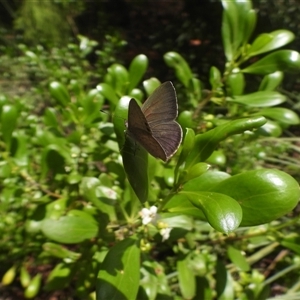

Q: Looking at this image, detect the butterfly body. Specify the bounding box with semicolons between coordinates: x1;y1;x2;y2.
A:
126;81;182;161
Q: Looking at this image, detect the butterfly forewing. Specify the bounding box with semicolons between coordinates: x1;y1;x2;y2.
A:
127;99;167;161
141;82;178;123
126;81;182;161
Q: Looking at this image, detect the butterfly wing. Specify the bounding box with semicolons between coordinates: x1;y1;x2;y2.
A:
141;81;182;160
127;98;167;161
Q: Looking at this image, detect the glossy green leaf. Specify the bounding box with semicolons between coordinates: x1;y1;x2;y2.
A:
206;150;226;166
185;116;266;168
164;52;193;87
41;211;98;243
107;63;129;95
128;54;148;92
242;50;300;74
227;91;286;107
227;70;245;96
20;266;31;288
247;30;295;57
244;9;257;44
259;71;284;91
96;83;119;106
49;81;70;106
259;107;300;125
212;169;300;226
122;135;149;203
42;242;81;261
143;78;161;96
96;237;140;300
256;120;282;137
181;190;242;233
210;66;222;90
44;263;72;291
178;110;194;131
24;273;42;299
227;246;250;271
181;162;210;183
221;1;237;60
177;257;196;299
129;88;143;102
1;104;18;149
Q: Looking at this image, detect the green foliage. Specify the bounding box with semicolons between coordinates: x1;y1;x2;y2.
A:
0;0;300;299
14;0;84;45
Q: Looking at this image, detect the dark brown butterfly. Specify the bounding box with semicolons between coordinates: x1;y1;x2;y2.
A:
126;81;182;161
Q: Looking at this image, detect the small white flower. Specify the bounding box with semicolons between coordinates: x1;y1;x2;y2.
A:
160;227;172;241
140;206;158;225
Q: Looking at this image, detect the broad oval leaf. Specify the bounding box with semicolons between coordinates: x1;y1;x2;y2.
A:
96;237;140;300
212;169;300;226
182;191;242;233
41;212;98;244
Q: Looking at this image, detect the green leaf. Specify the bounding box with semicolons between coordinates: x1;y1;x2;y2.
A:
96;83;119;106
221;1;237;60
206;150;226;167
43;242;81;261
122;135;149;203
259;107;300;125
242;50;300;74
181;162;210;183
227;70;245;96
177;257;196;299
247;30;295;57
185;116;266;168
212;169;300;226
256;120;282;137
1;104;18;149
210;66;222;90
281;236;300;255
227;91;286;107
164;52;193;87
259;71;284;91
182;191;242;233
41;211;98;243
12;132;28;166
128;54;148;92
45;263;72;291
106;64;129;96
244;9;257;44
96;237;140;300
24;274;42;299
227;246;250;271
49;81;70;106
80;177;117;221
143;78;161;96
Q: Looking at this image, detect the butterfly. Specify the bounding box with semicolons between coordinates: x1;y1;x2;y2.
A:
126;81;182;161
